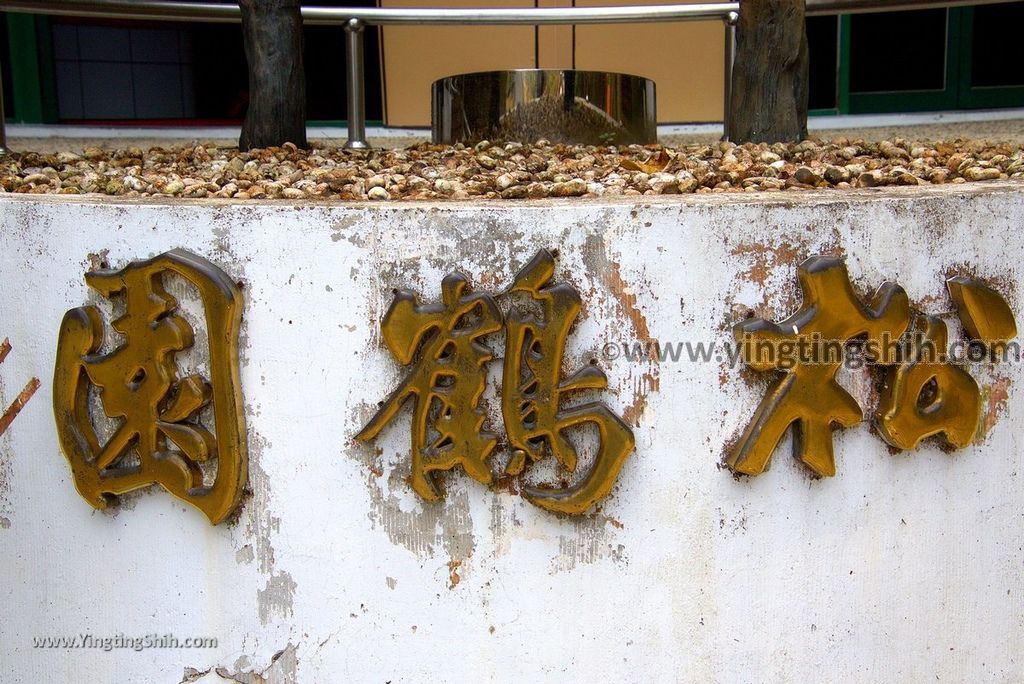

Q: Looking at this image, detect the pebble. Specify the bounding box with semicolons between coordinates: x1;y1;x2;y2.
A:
0;137;1018;201
794;167;822;185
550;179;587;197
500;185;529;199
963;166;1001;181
495;173;516;191
858;171;883;187
823;166;849;185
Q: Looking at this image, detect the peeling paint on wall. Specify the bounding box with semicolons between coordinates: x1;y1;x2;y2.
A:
182;643;298;684
257;572;298;625
2;187;1023;682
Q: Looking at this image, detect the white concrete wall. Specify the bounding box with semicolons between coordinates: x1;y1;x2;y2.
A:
0;184;1022;683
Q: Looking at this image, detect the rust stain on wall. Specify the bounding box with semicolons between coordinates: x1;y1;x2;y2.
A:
725;227;844;319
979;375;1012;440
729;240;806;288
622;372;660;427
0;337;40;438
0;377;40;438
447;558;462;589
605;259;651;341
581;234;660;428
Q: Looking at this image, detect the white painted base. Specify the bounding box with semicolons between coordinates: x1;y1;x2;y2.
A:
0;185;1022;682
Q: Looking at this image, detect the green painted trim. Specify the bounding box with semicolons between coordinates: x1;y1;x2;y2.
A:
955;6;1024;109
959;86;1024;109
6;14;44;123
846;8;959;114
34;17;58;123
848;91;957;114
956;5;973;105
809;108;839;117
839;6;1024;114
837;15;851;115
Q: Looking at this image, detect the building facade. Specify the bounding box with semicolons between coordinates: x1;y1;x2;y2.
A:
2;1;1022;128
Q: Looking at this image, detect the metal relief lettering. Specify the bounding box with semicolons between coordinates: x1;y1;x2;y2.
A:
876;278;1017;451
728;257;1017;477
876;315;981;450
358;249;634;514
946;277;1018;345
728;257;911;476
502;250;634;514
53;249;247;524
355;274;503;501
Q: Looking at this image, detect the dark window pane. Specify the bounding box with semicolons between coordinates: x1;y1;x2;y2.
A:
303;0;382;121
850;8;947;93
971;2;1024;87
807;15;838;109
188;24;248;120
39;5;384;123
304;24;383;121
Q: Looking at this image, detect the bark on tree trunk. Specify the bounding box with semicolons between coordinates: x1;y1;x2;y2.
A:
239;0;307;150
728;0;809;143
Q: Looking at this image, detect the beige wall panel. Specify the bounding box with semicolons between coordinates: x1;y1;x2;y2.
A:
380;0;536;127
537;0;574;69
574;0;725;123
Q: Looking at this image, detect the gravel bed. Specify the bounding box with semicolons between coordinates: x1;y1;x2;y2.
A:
2;137;1023;200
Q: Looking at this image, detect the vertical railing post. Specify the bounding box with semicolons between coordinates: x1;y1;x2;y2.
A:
344;17;369;149
722;9;738;142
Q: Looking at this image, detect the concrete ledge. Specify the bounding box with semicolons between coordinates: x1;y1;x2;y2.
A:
2;184;1022;680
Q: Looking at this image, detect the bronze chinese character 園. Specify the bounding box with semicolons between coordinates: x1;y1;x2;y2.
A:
53;249;247;524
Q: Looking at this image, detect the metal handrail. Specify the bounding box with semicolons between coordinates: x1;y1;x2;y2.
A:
0;0;739;150
0;0;738;23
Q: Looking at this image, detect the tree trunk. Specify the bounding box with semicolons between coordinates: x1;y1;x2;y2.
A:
239;0;307;150
728;0;809;143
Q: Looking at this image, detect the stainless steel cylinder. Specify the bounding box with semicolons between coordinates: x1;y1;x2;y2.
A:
432;69;656;146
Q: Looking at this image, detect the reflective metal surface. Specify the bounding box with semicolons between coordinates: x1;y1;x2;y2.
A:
0;0;738;25
0;0;1011;149
433;69;656;146
54;249;248;525
727;257;911;478
946;276;1018;344
357;249;634;515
